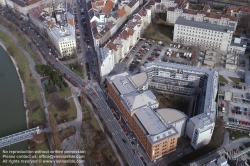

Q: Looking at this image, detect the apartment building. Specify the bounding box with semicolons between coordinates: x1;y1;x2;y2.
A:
140;61;218;149
107;61;218;158
99;4;153;81
29;3;76;56
167;6;237;30
173;17;234;51
223;6;250;19
107;71;181;160
123;0;139;17
154;0;188;13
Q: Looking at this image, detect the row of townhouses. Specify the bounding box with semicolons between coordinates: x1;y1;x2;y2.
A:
86;0;142;48
28;2;76;56
98;1;155;82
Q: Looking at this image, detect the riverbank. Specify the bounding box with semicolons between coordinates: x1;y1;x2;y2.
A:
0;39;29;129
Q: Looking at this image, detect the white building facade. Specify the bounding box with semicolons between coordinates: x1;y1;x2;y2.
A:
99;47;115;80
0;0;6;7
173;17;234;51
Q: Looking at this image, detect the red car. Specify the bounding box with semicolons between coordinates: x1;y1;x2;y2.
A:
93;92;97;96
133;149;136;154
82;84;85;88
57;68;60;71
140;156;145;162
123;129;128;134
111;109;115;113
118;120;123;126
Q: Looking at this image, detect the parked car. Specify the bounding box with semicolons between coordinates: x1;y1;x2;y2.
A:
221;103;225;112
122;139;127;143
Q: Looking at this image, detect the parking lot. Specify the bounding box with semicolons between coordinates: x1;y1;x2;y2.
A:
124;40;195;74
218;82;250;129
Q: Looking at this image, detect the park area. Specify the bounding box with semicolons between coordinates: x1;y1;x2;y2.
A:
156;93;191;115
142;13;174;43
81;111;120;165
66;62;84;77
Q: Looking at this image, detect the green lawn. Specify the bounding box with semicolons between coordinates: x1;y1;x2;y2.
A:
178;126;223;164
228;77;244;84
156;93;191;115
230;130;249;140
59;126;76;141
219;76;229;83
35;141;52;166
91;114;102;131
142;22;174;43
213;0;248;6
57;86;72;98
188;3;199;10
48;98;77;124
0;30;44;126
65;63;84;78
0;17;42;65
211;6;223;13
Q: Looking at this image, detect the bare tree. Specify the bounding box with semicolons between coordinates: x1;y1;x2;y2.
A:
55;98;70;111
48;113;61;151
48;92;60;105
239;14;250;32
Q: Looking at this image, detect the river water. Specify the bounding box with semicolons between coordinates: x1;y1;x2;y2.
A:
0;46;28;166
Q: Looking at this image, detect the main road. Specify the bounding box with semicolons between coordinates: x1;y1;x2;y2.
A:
2;5;145;166
86;84;144;166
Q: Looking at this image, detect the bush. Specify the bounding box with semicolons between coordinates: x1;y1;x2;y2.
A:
63;81;68;88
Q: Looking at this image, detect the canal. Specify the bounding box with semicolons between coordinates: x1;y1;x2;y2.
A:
0;46;28;166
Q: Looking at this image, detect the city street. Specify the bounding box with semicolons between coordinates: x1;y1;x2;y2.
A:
1;4;145;166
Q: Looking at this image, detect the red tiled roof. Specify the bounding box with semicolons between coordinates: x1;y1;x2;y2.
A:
128;30;134;35
133;15;141;20
102;0;114;13
137;9;146;17
119;30;129;40
117;9;127;17
106;21;114;28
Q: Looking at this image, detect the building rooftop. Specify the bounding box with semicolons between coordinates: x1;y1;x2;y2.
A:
245;70;250;86
230;38;248;47
175;17;235;32
108;71;136;95
122;90;158;111
132;107;178;144
102;0;114;13
156;108;187;124
135;107;167;135
129;72;148;88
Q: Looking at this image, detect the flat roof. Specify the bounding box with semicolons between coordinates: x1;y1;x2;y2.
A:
122;90;158;111
175;17;235;32
135;107;167;135
156;108;187;124
129;72;148;88
108;71;136;95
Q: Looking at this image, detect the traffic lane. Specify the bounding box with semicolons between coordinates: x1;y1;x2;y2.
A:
87;94;141;165
88;89;144;166
86;89;143;166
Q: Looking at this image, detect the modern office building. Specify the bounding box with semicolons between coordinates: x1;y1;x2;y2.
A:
140;61;218;149
107;61;218;160
173;17;234;51
29;2;76;57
